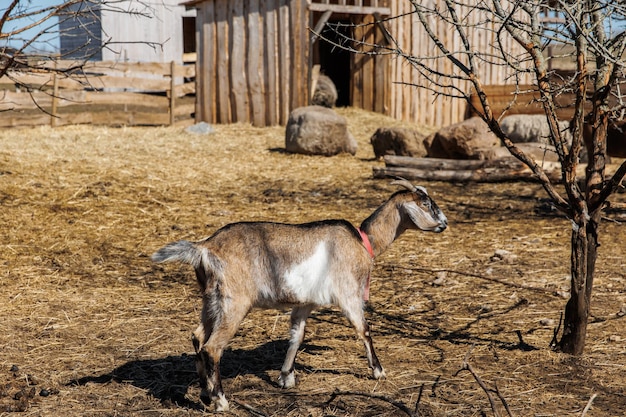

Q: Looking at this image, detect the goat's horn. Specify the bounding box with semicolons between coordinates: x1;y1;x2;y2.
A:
390;178;417;192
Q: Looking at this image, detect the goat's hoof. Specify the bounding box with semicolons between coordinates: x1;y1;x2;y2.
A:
213;393;229;412
200;390;211;407
278;371;296;388
373;367;386;380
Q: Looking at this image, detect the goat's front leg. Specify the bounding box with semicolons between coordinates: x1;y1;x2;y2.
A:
278;304;314;388
342;300;386;380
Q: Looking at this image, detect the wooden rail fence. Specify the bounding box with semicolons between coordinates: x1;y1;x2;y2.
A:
0;59;196;128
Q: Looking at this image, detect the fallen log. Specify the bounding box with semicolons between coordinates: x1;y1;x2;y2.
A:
383;155;526;170
374;155;595;183
373;165;562;182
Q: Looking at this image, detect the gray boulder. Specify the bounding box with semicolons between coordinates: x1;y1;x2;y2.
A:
285;106;357;156
501;114;571;144
311;74;338;108
370;127;427;159
424;117;500;159
475;142;560;162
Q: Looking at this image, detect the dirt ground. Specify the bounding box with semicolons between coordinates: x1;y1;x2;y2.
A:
0;108;624;417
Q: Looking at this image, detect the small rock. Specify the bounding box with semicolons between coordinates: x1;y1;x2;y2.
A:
479;304;492;313
609;335;621;342
432;271;447;286
618;305;626;317
490;249;517;262
39;389;50;397
185;122;215;135
539;318;556;327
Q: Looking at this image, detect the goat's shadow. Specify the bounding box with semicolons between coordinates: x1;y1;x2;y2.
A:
67;340;339;409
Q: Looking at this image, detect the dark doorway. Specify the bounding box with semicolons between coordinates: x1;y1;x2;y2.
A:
182;16;196;54
317;20;352;107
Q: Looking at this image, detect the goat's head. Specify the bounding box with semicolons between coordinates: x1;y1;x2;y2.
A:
391;178;448;233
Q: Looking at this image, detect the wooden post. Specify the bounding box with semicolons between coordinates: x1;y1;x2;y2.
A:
51;71;59;127
169;60;176;126
310;64;320;102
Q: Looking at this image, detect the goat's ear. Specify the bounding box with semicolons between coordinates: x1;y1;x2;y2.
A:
403;201;430;227
402;199;444;231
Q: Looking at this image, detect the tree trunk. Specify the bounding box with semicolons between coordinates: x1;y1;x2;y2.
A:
557;216;599;355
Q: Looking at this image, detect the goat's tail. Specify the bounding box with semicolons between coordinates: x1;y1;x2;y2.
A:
152;240;224;292
151;240;204;267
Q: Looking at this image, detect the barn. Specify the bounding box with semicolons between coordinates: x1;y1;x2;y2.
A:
58;0;196;63
184;0;532;127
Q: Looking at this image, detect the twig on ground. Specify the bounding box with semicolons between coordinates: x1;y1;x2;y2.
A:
233;400;269;417
411;267;556;294
327;390;416;417
456;346;515;417
580;393;597;417
550;312;563;349
414;383;425;417
494;380;514;417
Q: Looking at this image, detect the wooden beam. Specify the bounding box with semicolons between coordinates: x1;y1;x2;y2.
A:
310;9;333;44
169;60;176;126
230;0;249;123
51;72;59;127
310;64;321;100
247;0;265;127
308;3;390;16
262;0;278;125
373;12;393;46
215;0;232;123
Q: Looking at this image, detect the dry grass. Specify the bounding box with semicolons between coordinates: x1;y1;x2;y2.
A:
0;108;624;416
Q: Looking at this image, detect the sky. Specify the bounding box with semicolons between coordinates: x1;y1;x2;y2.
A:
1;0;63;52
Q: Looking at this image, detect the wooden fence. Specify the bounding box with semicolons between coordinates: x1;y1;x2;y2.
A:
0;59;196;128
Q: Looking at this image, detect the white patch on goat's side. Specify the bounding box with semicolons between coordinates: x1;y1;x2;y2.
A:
283;241;333;304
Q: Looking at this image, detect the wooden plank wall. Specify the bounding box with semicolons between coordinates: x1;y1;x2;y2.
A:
468;85;577;120
0;60;195;128
387;1;533;127
100;0;192;64
351;14;390;114
194;0;309;127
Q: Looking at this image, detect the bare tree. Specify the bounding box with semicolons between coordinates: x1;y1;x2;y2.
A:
326;0;626;355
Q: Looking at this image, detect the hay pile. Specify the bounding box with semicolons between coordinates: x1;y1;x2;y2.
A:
0;108;624;416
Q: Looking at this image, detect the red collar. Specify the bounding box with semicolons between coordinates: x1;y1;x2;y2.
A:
358;228;374;258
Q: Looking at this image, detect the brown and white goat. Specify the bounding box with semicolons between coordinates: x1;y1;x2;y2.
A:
151;179;447;411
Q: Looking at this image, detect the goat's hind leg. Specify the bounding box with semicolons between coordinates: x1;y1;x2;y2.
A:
192;304;248;412
342;300;386;380
192;324;214;409
278;304;314;388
